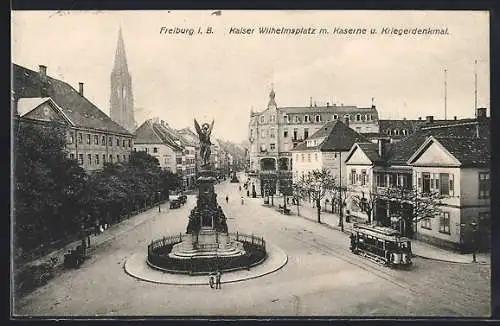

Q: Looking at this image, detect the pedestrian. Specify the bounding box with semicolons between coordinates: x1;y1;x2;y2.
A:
94;219;99;236
209;272;215;289
215;270;222;289
247;189;250;197
239;185;242;191
226;195;229;203
241;196;244;205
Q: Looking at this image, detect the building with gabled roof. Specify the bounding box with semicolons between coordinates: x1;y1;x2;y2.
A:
344;108;490;251
13;63;134;171
291;119;370;186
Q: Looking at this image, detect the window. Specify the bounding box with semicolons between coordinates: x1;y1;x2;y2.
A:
304;128;309;139
95;154;100;165
117;155;120;162
387;130;392;135
262;130;267;139
78;154;83;165
394;129;399;136
176;157;182;164
314;153;318;161
123;154;126;162
116;138;120;146
439;173;449;196
402;129;407;136
78;133;83;144
123;139;126;147
304;115;310;123
284;130;288;138
94;135;99;145
307;153;311;162
375;173;383;187
69;132;74;144
109;155;113;163
70;153;75;160
260;116;265;123
103;154;106;163
350;169;357;185
270;115;276;123
283;114;289;123
128;139;131;147
295;116;300;123
421;218;432;230
153;147;158;153
356;114;361;121
102;135;106;145
333;114;338;120
86;134;91;144
270;128;275;138
301;153;305;162
270;143;276;150
422;172;431;193
439;212;450;234
293;129;298;140
109;137;112;146
449;174;454;196
344;114;350;121
87;154;92;165
315;115;321;123
361;170;367;186
295;154;299;162
479;172;490;199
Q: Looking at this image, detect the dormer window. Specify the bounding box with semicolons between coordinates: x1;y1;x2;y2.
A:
333;114;338;120
387;129;392;135
295;116;301;123
402;129;408;136
394;129;400;136
315;115;321;123
344;114;350;121
304;115;310;123
356;114;361;121
260;115;265;123
283;114;289;123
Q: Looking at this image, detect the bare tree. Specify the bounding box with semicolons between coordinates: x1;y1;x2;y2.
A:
380;186;443;237
296;169;337;223
349;189;379;224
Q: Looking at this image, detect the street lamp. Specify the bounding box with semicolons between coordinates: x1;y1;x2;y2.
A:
315;181;321;224
157;191;162;213
471;221;478;263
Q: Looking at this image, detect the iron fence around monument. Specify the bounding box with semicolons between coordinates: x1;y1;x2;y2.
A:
147;232;267;275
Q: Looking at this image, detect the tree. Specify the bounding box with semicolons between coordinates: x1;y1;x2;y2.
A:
379;186;443;237
296;169;337;223
349;189;378;224
14;120;87;254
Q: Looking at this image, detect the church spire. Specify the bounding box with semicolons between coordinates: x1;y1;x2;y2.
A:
113;26;129;74
110;27;135;132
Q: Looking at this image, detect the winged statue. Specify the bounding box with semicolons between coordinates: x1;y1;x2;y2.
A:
194;119;214;167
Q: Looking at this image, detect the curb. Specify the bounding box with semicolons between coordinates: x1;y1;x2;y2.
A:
414;254;490;265
123;243;288;286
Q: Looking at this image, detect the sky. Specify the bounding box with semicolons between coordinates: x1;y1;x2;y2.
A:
12;10;489;143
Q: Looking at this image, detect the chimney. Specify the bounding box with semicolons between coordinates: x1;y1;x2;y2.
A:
378;138;388;157
78;82;84;96
161;120;164;126
326;102;330;107
453;116;457;120
39;65;47;79
418;117;422;120
477;107;487;119
344;117;350;127
425;115;434;124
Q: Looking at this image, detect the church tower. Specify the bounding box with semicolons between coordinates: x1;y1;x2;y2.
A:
110;27;135;132
267;85;277;110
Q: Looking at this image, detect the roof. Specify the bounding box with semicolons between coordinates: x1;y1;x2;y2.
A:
292;120;371;152
357;142;384;163
134;119;183;151
427;136;489;167
13;63;132;135
385;120;489;165
278;105;378;115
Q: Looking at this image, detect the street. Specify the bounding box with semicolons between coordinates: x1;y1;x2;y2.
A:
14;175;490;317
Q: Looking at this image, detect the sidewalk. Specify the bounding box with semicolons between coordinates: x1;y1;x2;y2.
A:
17;200;171;271
264;197;490;265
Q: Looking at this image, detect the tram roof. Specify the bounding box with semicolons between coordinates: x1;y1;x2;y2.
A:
353;224;411;242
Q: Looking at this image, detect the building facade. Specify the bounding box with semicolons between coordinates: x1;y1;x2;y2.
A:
110;27;136;132
248;89;380;195
344;110;490;251
13;64;134;172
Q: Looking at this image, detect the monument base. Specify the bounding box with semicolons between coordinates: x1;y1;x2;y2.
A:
169;229;246;259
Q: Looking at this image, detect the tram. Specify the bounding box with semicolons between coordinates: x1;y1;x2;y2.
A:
350;223;413;268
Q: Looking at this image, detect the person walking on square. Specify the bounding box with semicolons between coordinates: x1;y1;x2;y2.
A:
225;195;229;203
209;272;215;289
215;270;222;289
241;196;244;205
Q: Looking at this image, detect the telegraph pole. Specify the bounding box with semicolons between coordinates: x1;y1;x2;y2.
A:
444;68;448;120
474;60;478;118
